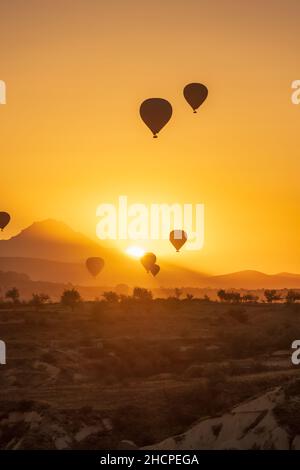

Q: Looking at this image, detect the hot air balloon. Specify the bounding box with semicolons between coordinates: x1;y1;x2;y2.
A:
183;83;208;113
169;230;187;252
0;212;10;231
86;257;104;277
141;252;156;273
140;98;172;138
150;264;160;277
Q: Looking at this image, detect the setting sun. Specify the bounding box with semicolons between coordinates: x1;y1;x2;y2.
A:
125;246;145;258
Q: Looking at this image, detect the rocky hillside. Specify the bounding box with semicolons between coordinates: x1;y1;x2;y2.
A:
144;380;300;450
2;380;300;450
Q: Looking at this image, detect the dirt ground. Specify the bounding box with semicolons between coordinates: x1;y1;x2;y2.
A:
0;299;299;449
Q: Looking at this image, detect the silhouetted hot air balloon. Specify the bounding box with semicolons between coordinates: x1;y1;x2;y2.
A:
141;252;156;273
150;264;160;277
0;212;10;231
183;83;208;113
169;230;187;252
140;98;172;138
86;257;104;278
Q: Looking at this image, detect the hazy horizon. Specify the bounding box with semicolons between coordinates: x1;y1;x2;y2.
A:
1;217;300;281
1;0;300;275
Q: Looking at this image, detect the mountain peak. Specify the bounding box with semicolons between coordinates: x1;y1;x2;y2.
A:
0;219;105;263
15;219;83;241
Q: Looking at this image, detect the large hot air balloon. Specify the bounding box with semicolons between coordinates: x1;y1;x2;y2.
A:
141;252;156;273
183;83;208;113
150;264;160;277
169;230;187;252
86;257;104;278
0;212;10;231
140;98;172;138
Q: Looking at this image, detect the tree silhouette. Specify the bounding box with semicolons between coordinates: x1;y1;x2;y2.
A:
242;294;259;303
186;293;194;301
30;293;50;311
264;289;281;303
61;289;81;311
174;288;182;299
133;287;152;301
103;291;119;303
217;289;227;302
5;287;20;305
217;290;241;303
286;290;300;304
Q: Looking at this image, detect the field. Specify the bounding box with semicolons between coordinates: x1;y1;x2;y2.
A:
0;298;299;449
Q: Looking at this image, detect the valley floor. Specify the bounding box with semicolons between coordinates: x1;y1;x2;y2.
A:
0;300;299;449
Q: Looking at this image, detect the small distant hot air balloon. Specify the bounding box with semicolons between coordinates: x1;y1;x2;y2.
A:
86;257;105;278
140;98;173;138
169;230;187;252
141;252;156;273
0;212;10;231
183;83;208;113
150;264;160;277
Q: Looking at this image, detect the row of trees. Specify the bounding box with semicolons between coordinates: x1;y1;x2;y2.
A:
2;287;300;310
1;287;154;311
217;289;300;304
4;288;51;308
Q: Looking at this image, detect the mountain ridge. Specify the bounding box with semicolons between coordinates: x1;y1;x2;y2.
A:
0;220;299;288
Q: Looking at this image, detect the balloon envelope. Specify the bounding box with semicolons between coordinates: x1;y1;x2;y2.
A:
169;230;188;252
140;98;172;138
150;264;160;277
86;257;105;277
141;252;156;272
183;83;208;113
0;212;10;231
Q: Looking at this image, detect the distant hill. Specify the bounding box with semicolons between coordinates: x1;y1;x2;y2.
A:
0;219;109;263
0;219;201;286
0;220;299;289
0;270;30;284
0;257;95;285
207;270;300;289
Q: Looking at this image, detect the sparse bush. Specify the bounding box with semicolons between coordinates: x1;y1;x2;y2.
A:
133;287;152;301
61;288;81;311
5;287;20;305
30;293;50;311
217;289;226;302
174;288;182;299
186;294;194;301
264;289;282;303
103;291;119;303
242;294;259;303
286;290;300;304
217;290;241;303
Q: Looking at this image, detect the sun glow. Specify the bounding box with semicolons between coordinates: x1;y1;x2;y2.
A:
125;246;145;258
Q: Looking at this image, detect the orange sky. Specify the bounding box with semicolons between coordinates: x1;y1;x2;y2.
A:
1;0;300;274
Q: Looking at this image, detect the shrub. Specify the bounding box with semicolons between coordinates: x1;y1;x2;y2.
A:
61;288;81;311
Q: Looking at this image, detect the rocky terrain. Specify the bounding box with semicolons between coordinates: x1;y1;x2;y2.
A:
145;382;300;450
